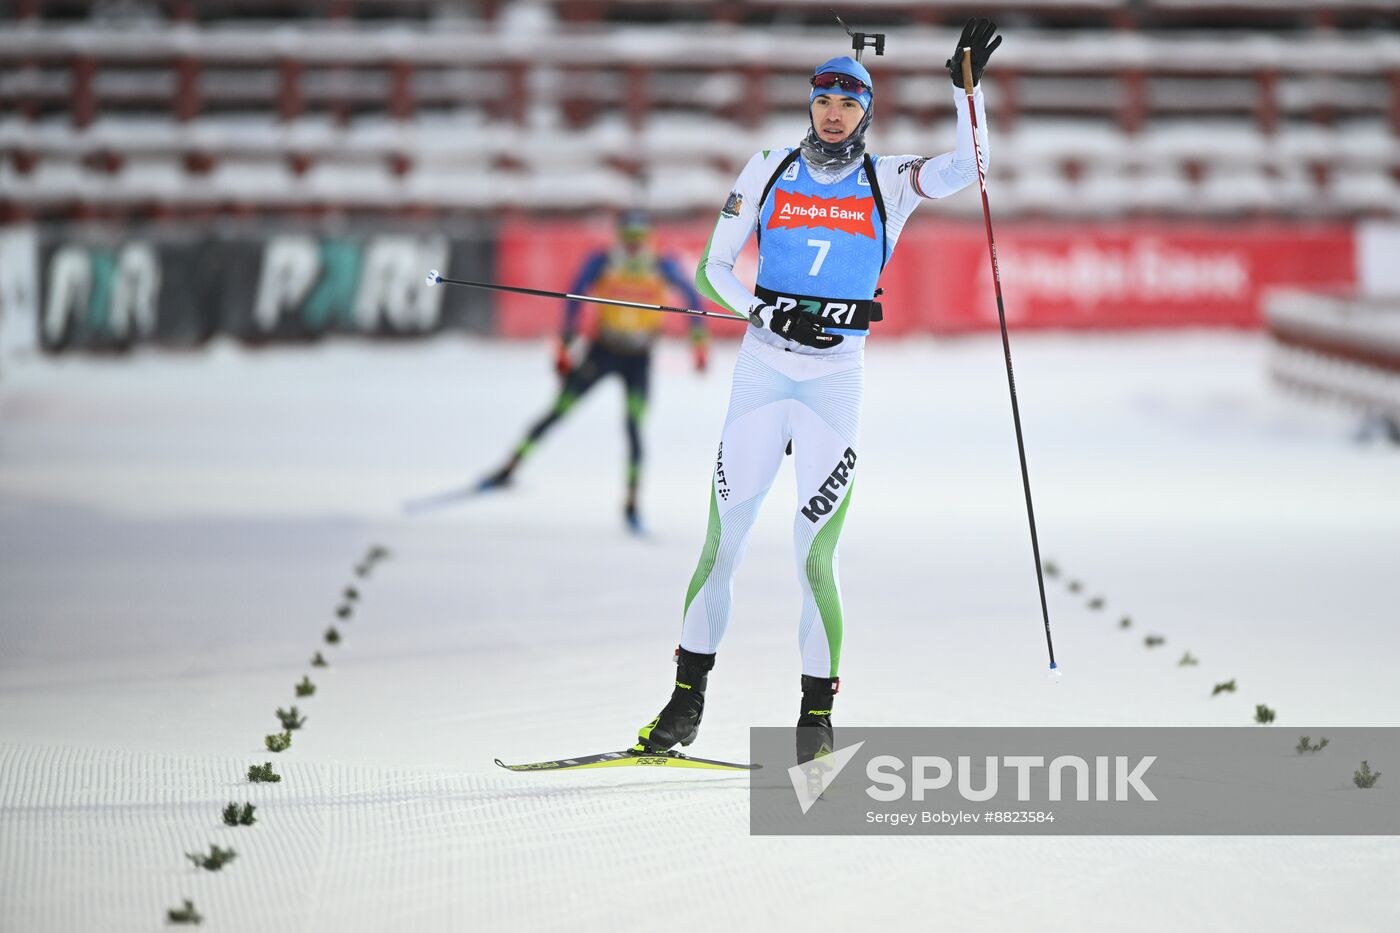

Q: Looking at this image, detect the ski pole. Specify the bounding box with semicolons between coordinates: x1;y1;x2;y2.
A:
424;270;749;324
960;50;1059;673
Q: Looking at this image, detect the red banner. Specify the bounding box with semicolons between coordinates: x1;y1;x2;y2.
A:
494;218;1357;338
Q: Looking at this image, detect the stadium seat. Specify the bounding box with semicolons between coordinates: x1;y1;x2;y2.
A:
1328;170;1400;215
1137;119;1269;169
1197;167;1279;215
205;160;299;205
17;160;102;206
516;169;637;210
1126;168;1199;215
107;158;191;204
401;167;517;210
301;161;403;207
1010;118;1129;170
645;164;729;213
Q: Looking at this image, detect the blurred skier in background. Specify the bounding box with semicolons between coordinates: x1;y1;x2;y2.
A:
478;209;709;534
635;20;1000;763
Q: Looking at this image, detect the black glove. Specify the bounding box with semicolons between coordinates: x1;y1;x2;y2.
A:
946;18;1001;88
751;304;844;349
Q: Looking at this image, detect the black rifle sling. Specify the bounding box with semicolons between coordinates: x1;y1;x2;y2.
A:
862;152;889;274
754;149;803;251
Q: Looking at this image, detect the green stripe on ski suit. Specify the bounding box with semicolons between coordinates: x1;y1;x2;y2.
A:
805;481;854;678
683;485;723;618
627;389;647;423
695;219;754;321
553;390;578;415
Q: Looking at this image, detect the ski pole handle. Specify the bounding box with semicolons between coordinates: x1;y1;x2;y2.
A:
961;46;975;96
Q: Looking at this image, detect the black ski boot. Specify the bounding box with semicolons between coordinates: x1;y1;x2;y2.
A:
624;488;644;536
636;647;715;752
796;675;839;764
476;458;518;492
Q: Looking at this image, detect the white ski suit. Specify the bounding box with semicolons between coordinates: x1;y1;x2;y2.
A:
682;86;989;677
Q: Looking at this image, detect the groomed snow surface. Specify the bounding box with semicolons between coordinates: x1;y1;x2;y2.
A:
1;331;1397;932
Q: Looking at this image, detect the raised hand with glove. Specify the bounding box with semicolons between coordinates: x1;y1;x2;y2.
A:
946;17;1002;88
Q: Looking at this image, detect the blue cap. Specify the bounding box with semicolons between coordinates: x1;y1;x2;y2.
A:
810;56;874;111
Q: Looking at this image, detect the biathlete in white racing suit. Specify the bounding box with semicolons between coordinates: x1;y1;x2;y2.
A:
636;18;1002;763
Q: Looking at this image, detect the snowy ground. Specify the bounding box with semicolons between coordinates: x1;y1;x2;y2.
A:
1;331;1397;932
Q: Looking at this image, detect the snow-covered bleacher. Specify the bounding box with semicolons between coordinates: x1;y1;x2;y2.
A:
2;0;1398;218
1266;288;1400;427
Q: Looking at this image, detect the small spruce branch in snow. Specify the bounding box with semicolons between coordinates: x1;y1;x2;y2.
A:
265;731;292;753
1254;704;1276;725
1296;736;1329;754
352;537;397;574
324;626;341;645
1042;560;1060;579
187;845;237;871
1067;580;1083;594
344;586;359;601
1119;616;1132;630
247;762;281;783
336;604;352;619
353;544;392;578
167;899;202;925
1144;635;1165;649
222;802;257;826
1178;652;1199;666
1353;761;1381;788
1211;679;1237;697
1087;596;1105;610
296;676;316;697
311;652;328;668
276;706;306;730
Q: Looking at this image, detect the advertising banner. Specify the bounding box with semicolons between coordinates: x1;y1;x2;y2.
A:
496;219;1358;337
898;223;1357;334
26;219;1362;349
0;225;39;360
218;232;492;342
39;232;210;351
32;227;496;352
